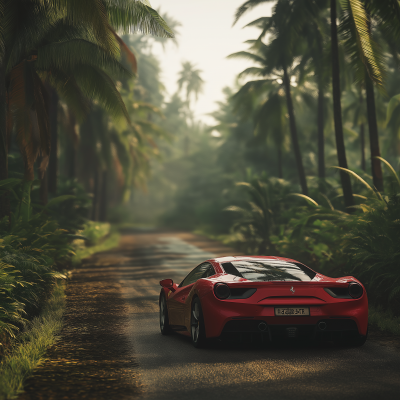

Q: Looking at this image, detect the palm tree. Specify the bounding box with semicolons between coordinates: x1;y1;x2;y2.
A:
78;95;164;220
177;61;204;154
0;0;174;218
232;1;309;195
229;72;288;179
339;0;400;192
295;4;330;179
233;0;396;205
330;0;354;209
177;61;204;109
343;85;368;171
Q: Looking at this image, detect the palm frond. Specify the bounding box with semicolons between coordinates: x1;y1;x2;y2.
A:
374;156;400;189
340;0;384;85
36;38;131;79
73;64;129;121
233;0;275;26
290;193;319;207
42;69;90;121
39;0;119;56
332;166;383;200
105;0;174;38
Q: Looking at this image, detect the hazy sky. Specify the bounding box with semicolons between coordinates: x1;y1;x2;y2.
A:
149;0;273;126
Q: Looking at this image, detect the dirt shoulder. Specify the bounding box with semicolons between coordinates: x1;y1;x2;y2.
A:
18;237;142;400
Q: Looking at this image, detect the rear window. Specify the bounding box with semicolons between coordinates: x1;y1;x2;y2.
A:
222;260;316;282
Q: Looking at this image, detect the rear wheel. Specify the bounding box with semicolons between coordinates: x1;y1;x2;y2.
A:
348;328;368;347
191;297;207;348
159;292;172;335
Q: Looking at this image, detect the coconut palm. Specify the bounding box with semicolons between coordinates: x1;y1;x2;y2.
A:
0;0;174;217
229;73;288;179
343;86;368;171
233;0;398;206
177;61;204;154
295;5;330;179
78;96;165;221
177;61;204;107
339;0;400;192
329;0;355;209
231;1;309;195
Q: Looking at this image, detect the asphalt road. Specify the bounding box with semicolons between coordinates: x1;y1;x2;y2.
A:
117;231;400;400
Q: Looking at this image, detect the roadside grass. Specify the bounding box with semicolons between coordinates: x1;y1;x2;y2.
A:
72;231;120;265
0;223;121;399
369;307;400;336
192;229;237;247
0;282;65;400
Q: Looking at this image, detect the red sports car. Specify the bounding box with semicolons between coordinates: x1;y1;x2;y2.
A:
159;256;368;348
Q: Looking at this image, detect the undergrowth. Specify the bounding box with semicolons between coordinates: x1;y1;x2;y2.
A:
0;282;65;400
369;307;400;336
223;160;400;321
72;229;120;265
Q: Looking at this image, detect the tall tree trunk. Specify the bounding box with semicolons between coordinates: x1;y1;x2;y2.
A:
282;66;308;195
365;77;383;191
66;141;76;180
0;61;10;220
91;168;100;221
315;29;325;180
317;85;325;178
331;0;354;210
47;86;59;195
66;112;77;180
99;170;107;222
39;163;48;206
360;123;366;172
359;90;366;171
277;145;283;179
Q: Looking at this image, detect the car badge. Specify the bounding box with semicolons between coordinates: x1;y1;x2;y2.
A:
290;286;295;294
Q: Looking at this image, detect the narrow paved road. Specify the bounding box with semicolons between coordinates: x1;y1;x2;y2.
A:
19;231;400;400
118;231;400;400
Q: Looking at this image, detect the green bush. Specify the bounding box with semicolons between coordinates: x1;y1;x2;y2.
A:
0;178;78;340
345;193;400;310
45;179;92;233
80;221;111;246
226;161;400;314
0;261;27;338
0;214;69;337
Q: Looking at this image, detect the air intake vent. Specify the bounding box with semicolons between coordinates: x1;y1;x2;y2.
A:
324;287;351;299
229;288;257;299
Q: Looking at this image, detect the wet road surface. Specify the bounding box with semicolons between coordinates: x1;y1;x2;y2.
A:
119;232;400;400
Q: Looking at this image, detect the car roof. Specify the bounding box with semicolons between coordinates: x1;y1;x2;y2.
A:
213;255;301;264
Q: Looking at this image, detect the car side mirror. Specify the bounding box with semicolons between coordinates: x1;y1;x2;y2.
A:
160;279;176;292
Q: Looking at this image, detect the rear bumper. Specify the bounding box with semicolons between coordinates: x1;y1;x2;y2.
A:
220;318;361;342
200;292;368;339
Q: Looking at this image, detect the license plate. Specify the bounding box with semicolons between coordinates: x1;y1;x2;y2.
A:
275;307;310;316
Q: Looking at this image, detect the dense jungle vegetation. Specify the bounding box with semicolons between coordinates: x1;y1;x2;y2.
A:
1;0;400;348
0;0;174;347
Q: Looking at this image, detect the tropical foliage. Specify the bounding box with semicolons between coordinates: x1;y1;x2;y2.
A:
0;0;174;343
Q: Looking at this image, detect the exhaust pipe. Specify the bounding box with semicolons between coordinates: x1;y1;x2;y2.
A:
318;321;327;331
258;322;268;332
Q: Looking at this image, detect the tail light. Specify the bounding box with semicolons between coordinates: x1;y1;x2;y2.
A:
348;282;363;299
214;283;231;299
324;283;364;299
214;284;257;300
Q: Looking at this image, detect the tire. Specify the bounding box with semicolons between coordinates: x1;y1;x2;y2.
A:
346;328;368;347
191;297;207;348
159;292;172;335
